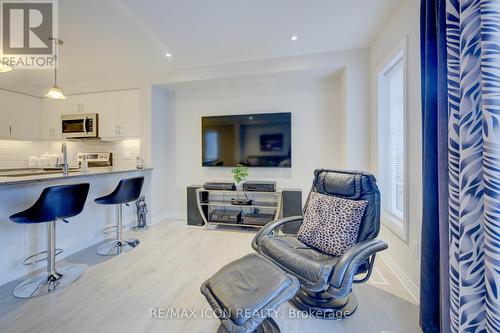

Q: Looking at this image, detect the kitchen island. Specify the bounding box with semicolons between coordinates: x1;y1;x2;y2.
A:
0;167;152;285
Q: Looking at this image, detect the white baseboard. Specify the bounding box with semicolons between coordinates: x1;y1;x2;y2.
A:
379;252;420;304
151;212;186;225
123;211;186;228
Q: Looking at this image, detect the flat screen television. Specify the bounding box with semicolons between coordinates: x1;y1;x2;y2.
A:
202;112;291;167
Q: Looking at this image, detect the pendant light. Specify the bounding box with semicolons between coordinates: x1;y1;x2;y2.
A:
0;63;13;73
46;38;66;100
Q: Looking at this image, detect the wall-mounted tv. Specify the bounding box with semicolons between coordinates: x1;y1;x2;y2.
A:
202;112;291;167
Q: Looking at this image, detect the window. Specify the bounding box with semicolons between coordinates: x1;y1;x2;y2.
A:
204;131;219;161
377;42;407;241
387;60;405;219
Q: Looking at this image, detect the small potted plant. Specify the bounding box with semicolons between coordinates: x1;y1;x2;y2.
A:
232;164;249;190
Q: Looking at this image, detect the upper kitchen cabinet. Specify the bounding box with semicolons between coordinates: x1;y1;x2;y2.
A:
38;89;142;140
40;98;63;140
98;89;141;139
0;90;40;140
57;94;86;114
92;91;119;138
0;90;9;138
116;89;141;138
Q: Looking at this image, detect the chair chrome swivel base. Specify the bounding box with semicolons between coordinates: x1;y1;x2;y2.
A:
216;318;281;333
13;264;84;299
289;288;358;320
96;239;140;256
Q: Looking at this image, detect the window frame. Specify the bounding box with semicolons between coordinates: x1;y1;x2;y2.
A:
375;38;409;242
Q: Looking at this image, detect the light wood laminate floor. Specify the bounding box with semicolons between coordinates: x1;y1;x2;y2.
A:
0;220;421;333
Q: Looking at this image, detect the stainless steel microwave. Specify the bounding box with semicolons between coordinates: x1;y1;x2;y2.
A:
61;113;98;138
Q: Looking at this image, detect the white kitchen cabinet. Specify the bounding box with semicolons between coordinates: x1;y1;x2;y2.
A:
98;89;141;139
116;89;141;138
37;89;141;140
92;92;118;138
0;90;40;140
58;94;84;114
40;98;63;140
10;93;40;140
0;90;10;137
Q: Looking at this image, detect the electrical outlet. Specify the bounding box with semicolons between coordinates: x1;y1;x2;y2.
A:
124;151;131;159
411;241;420;259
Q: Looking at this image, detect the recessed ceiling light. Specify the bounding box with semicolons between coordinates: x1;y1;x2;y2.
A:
165;52;173;57
291;35;298;41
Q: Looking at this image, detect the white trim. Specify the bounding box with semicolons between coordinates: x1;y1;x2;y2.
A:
152;212;186;224
124;212;185;229
367;267;389;286
375;37;410;243
379;252;420;305
382;211;408;241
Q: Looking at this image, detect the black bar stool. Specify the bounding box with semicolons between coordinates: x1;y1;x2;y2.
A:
95;176;144;256
9;183;90;298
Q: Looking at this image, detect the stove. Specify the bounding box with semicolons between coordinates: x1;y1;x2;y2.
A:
77;152;112;167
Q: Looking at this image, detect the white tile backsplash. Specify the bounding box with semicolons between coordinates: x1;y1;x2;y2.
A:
0;139;141;169
0;141;48;169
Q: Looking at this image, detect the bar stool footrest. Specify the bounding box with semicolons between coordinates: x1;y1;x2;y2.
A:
102;225;118;234
23;248;64;266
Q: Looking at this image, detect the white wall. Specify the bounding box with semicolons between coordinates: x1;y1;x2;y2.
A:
150;87;171;222
370;0;422;295
160;70;344;218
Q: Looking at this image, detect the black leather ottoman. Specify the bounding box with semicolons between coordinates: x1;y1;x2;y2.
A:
201;254;300;333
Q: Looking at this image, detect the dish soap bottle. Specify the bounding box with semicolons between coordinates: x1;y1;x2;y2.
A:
81;154;88;173
136;156;144;169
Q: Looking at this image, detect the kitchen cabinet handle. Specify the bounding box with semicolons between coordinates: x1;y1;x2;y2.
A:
9;126;12;136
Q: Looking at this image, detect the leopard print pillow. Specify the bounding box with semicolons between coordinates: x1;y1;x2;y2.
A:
298;192;368;256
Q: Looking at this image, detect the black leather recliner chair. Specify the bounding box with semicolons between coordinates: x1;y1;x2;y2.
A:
252;169;388;319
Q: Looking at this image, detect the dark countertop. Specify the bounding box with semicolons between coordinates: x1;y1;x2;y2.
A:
0;167;152;187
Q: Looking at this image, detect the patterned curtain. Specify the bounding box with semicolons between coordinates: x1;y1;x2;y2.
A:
445;0;500;332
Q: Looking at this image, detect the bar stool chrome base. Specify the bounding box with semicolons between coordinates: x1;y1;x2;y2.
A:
96;239;140;256
13;264;84;299
94;177;144;256
96;201;141;256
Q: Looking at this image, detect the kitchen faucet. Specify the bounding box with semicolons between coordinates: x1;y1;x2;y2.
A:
61;142;69;176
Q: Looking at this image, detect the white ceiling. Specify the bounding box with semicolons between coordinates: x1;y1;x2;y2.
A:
2;0;401;87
